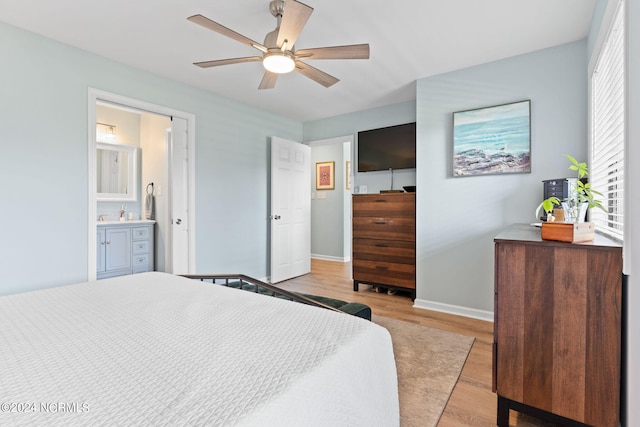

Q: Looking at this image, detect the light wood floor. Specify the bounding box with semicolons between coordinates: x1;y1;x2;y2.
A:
278;259;554;427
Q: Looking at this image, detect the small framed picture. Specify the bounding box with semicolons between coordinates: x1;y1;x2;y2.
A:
316;161;335;190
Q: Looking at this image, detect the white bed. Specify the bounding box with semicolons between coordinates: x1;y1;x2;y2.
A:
0;272;398;426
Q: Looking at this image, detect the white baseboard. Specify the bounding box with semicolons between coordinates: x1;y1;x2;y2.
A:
413;298;494;322
311;254;349;262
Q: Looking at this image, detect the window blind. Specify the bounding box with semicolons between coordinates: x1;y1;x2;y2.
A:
590;1;625;241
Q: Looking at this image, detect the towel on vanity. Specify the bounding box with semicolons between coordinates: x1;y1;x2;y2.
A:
145;193;155;220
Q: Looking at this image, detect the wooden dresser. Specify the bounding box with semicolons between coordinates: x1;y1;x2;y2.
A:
493;224;622;427
352;193;416;299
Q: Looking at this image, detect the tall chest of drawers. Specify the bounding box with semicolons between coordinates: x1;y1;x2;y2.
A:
352;193;416;299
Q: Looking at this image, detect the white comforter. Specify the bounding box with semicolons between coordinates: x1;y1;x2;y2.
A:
0;272;398;426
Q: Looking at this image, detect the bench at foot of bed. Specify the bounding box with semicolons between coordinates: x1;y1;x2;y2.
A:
296;293;371;320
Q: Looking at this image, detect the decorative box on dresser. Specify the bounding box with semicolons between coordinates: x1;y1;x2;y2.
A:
493;224;622;427
97;220;155;279
352;192;416;299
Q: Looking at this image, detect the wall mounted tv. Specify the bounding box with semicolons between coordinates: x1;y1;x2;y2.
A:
357;122;416;172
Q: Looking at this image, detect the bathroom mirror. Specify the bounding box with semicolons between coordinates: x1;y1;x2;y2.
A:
96;142;138;202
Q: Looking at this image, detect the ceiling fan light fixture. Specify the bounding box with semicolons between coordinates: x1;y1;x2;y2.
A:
263;51;295;74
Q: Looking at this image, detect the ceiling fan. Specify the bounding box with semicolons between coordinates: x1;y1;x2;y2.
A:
187;0;370;89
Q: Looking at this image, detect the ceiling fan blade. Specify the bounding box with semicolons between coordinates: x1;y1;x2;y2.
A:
187;14;267;52
276;0;313;49
258;71;279;90
295;44;370;60
295;61;339;88
194;56;262;68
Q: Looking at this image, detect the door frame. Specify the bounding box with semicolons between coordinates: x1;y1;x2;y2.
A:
87;88;196;280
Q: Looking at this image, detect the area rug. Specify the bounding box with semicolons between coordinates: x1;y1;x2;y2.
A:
373;315;475;427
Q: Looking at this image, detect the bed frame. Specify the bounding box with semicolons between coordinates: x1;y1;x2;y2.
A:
181;274;342;313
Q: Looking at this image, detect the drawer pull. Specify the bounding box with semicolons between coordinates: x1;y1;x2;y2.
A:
375;266;388;270
374;221;387;225
374;199;388;203
375;243;389;247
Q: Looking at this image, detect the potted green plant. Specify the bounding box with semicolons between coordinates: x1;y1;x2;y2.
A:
536;196;561;221
536;154;606;223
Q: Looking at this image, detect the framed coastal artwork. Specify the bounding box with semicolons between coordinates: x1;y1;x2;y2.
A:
316;161;335;190
452;100;531;177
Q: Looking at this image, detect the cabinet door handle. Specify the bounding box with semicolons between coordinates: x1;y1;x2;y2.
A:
106;241;111;245
101;242;105;245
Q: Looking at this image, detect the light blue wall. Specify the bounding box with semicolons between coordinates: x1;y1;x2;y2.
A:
304;101;417;194
310;144;345;258
0;22;301;295
415;40;588;313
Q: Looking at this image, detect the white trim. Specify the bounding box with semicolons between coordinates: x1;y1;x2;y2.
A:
589;0;624;75
623;0;630;274
88;92;98;280
87;88;197;280
413;298;494;322
311;254;350;262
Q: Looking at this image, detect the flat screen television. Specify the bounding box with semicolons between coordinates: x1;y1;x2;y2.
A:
357;122;416;172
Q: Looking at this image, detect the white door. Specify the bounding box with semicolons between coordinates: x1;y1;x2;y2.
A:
169;117;189;275
270;137;311;283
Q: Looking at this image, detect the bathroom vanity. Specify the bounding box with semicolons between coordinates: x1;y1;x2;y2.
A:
97;220;155;279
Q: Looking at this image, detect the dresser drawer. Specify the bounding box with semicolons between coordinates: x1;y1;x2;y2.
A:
353;194;415;218
353;217;415;241
132;227;150;241
353;238;414;264
353;259;415;289
132;240;149;255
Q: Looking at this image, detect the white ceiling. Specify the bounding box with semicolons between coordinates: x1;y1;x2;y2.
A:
1;0;595;122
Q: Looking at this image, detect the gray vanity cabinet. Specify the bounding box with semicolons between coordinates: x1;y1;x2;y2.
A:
97;221;154;279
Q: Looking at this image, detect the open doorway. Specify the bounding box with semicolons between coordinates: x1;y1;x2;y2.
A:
309;135;353;262
87;88;196;280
